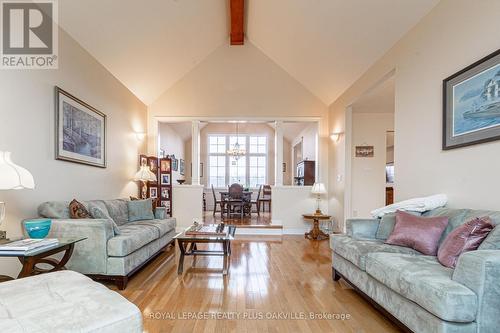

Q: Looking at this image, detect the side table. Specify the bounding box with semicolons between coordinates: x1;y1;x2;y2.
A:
302;214;331;240
0;237;86;280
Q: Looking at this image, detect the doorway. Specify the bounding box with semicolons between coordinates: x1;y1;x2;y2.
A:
346;74;395;218
385;131;395;205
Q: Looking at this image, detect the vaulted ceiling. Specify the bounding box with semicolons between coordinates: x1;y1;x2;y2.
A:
59;0;438;106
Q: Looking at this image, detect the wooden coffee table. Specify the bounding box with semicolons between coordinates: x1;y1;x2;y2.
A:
302;214;331;240
174;226;236;275
0;237;86;280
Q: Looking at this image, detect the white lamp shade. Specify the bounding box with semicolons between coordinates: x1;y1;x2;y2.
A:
0;151;35;190
133;165;157;182
311;182;326;195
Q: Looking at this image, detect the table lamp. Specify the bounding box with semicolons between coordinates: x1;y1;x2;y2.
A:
311;182;326;215
0;151;35;238
133;165;157;199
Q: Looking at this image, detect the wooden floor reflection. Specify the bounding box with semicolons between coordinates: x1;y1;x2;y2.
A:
114;236;401;333
203;210;272;226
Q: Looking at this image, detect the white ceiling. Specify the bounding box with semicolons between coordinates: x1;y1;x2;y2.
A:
59;0;438;106
59;0;227;105
352;75;395;113
160;121;207;141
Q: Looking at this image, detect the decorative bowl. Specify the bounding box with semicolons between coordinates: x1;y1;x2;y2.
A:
23;219;52;239
177;179;186;185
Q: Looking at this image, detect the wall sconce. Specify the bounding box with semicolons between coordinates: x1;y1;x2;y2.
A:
135;132;146;141
330;132;343;142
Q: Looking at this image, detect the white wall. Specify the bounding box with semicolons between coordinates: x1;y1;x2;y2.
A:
291;123;318;162
147;42;329;188
172;185;203;230
158;123;185;183
329;0;500;229
351;113;394;218
0;30;147;276
283;138;292;185
291;123;318;180
272;186;330;233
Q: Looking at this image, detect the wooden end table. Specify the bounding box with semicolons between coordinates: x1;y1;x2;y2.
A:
0;237;86;281
174;226;236;275
302;214;331;240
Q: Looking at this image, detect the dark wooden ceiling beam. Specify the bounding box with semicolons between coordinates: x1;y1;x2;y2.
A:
230;0;244;45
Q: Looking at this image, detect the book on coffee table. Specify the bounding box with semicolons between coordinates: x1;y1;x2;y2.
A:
0;238;59;254
185;224;226;236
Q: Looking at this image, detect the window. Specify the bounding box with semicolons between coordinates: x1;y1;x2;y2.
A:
249;156;266;188
208;134;267;188
208;136;226;187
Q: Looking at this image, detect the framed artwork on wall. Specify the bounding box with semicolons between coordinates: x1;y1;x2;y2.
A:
355;145;374;157
161;173;171;185
139;154;148;167
443;49;500;150
160;159;171;172
148;157;158;174
55;87;106;168
161;188;169;199
180;159;185;175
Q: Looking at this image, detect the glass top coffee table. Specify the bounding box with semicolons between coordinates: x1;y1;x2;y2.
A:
0;237;86;280
173;226;236;275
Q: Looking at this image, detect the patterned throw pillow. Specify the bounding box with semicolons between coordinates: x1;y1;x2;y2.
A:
438;217;493;268
90;206;121;236
69;199;90;219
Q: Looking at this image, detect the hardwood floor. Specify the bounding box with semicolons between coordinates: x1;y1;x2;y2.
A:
203;210;272;226
113;236;401;333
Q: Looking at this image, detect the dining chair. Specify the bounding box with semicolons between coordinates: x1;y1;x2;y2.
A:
250;185;262;216
211;185;224;216
259;185;272;212
227;183;245;219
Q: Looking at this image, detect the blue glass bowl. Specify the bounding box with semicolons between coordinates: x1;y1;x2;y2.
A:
23;219;52;239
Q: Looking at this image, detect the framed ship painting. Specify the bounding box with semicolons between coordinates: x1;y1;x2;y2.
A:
55;87;106;167
443;49;500;150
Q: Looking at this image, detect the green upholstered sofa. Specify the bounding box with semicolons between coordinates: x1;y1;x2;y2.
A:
330;207;500;333
37;199;176;289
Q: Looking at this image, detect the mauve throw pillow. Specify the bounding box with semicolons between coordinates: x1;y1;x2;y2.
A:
386;210;449;255
437;217;493;268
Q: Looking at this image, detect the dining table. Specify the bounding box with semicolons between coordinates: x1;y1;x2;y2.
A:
219;191;253;218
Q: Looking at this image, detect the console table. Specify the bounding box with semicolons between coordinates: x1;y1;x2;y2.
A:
302;214;331;240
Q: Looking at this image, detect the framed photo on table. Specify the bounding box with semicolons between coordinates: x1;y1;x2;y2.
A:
443;49;500;150
55;87;106;168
